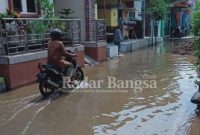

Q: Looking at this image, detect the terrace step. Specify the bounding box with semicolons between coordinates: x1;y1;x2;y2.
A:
107;44;118;58
84;54;99;66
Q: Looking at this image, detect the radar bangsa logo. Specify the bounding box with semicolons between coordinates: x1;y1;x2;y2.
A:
66;74;157;92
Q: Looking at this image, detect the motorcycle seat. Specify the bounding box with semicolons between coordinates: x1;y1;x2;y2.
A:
42;64;54;69
40;63;60;71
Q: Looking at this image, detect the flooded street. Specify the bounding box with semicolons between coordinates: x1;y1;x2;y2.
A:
0;41;199;135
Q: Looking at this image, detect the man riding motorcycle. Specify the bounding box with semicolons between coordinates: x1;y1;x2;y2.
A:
48;28;77;81
36;28;84;97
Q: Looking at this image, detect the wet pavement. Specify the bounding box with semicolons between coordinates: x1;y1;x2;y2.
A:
0;41;199;135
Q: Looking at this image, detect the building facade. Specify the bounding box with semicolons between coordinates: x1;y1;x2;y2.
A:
54;0;107;62
0;0;85;89
0;0;41;18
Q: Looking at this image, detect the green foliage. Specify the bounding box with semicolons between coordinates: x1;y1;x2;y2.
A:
193;2;200;36
39;0;54;18
27;21;48;34
146;0;168;44
146;0;168;21
35;0;57;34
164;0;177;4
0;9;18;19
59;8;74;19
38;0;65;29
193;1;200;71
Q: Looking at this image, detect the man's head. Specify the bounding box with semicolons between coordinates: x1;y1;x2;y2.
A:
50;28;64;40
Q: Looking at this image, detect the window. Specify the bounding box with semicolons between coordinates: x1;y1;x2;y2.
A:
13;0;22;12
128;11;134;19
12;0;37;13
26;0;36;12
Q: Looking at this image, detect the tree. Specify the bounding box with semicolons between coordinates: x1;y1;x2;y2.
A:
59;8;74;19
193;1;200;72
39;0;54;18
164;0;177;4
146;0;167;45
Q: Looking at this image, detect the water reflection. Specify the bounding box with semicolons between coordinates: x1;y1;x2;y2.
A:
92;42;197;135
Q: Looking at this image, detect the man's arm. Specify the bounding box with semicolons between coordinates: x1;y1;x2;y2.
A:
60;42;77;57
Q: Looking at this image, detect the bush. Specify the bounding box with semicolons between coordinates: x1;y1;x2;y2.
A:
0;9;19;19
193;1;200;71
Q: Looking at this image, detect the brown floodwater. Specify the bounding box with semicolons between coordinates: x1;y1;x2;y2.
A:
0;41;199;135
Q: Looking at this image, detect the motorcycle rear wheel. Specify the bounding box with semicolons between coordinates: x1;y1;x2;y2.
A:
72;68;84;85
39;80;55;98
75;68;84;80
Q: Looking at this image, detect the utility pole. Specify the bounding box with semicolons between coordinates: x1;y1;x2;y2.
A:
143;0;146;38
103;0;106;19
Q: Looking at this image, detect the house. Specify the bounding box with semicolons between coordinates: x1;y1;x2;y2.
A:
0;0;85;89
96;0;144;40
97;0;136;27
144;0;195;39
0;0;146;89
54;0;107;62
170;0;194;37
0;0;41;18
54;0;147;61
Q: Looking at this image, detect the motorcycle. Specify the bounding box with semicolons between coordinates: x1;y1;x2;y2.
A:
36;55;84;98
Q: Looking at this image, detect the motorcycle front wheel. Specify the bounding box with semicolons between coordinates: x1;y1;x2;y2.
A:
39;80;55;98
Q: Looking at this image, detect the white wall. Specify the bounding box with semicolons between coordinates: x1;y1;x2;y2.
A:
158;21;161;37
54;0;85;41
134;0;142;21
0;0;8;13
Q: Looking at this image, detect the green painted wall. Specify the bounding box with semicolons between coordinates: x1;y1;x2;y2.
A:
161;19;165;37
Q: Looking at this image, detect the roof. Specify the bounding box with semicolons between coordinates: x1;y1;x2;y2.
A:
170;1;193;8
